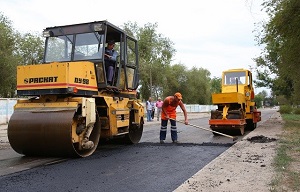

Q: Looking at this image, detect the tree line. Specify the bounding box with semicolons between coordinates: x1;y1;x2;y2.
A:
2;8;285;106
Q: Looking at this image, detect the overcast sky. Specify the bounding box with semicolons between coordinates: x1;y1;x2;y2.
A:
0;0;268;92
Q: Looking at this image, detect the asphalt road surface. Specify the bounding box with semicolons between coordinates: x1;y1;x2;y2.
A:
0;109;274;192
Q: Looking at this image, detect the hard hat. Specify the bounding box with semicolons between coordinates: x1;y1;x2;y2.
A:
174;92;182;100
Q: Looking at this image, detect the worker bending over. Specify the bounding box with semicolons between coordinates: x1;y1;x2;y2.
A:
160;92;188;143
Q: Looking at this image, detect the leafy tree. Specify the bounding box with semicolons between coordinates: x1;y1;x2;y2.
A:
255;90;269;108
0;13;19;97
209;76;222;104
275;95;288;105
210;77;222;94
122;22;175;100
254;0;300;104
163;64;188;98
254;94;263;108
184;67;211;104
15;32;44;65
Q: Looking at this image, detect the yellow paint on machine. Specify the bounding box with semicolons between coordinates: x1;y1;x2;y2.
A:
103;97;130;136
16;61;97;91
212;92;245;104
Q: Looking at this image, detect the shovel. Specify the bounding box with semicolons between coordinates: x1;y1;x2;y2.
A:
170;118;238;141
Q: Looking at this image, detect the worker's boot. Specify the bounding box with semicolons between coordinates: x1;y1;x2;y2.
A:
82;138;94;149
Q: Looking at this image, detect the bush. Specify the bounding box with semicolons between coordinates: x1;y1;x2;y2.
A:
279;105;293;114
293;107;300;114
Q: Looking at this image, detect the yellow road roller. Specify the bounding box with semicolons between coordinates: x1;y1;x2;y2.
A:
209;69;261;135
8;21;144;157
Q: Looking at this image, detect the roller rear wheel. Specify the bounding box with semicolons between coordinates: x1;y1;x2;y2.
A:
246;119;256;131
123;117;144;144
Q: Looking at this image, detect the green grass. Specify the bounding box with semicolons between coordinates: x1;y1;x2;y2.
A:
270;113;300;192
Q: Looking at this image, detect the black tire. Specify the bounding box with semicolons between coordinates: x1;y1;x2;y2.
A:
123;117;144;144
246;119;256;131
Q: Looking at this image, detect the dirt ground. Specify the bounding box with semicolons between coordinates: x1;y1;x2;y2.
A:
175;112;282;192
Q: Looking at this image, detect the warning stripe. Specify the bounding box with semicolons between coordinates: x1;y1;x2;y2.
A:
17;83;98;90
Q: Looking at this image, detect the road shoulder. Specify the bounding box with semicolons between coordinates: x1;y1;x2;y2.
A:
174;111;282;192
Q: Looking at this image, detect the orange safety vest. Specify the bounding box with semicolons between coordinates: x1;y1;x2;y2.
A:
161;96;182;120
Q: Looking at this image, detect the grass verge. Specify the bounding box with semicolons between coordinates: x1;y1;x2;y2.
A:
270;113;300;192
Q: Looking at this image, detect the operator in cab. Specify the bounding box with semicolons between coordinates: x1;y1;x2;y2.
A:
104;40;118;86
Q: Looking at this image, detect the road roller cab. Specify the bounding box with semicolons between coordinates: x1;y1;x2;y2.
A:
8;21;144;157
209;69;261;135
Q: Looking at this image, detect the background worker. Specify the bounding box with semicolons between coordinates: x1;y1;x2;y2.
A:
146;97;153;122
151;101;155;120
160;92;188;143
155;97;163;121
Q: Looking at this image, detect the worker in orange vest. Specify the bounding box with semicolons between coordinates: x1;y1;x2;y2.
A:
160;92;188;143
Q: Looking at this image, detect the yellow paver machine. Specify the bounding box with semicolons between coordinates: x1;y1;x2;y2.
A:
8;21;144;157
209;69;261;135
